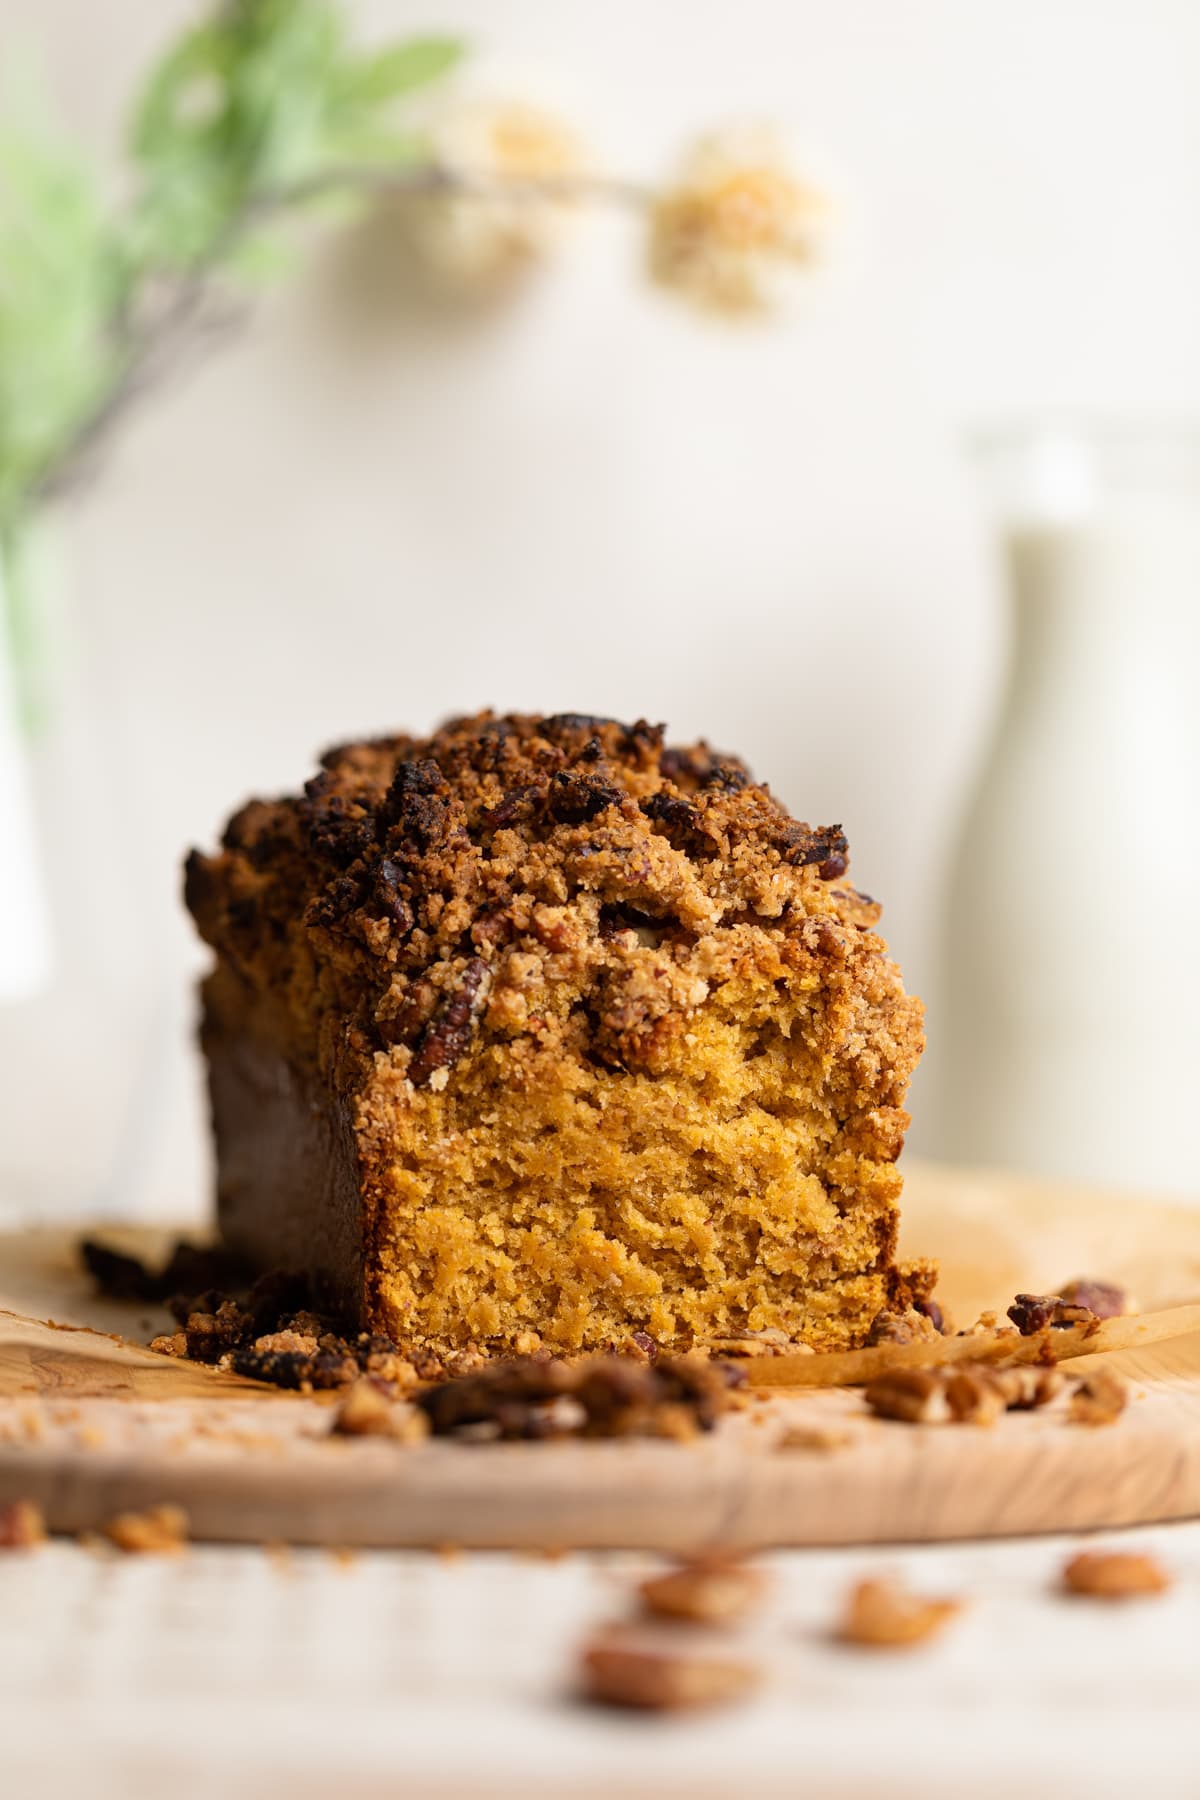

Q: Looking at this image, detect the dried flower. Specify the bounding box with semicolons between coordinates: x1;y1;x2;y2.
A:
648;129;827;314
411;99;586;285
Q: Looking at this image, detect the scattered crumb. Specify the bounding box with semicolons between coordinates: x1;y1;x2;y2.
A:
253;1329;320;1357
0;1499;47;1549
72;1424;108;1451
1061;1550;1170;1599
707;1329;808;1358
330;1377;430;1442
17;1405;45;1443
329;1547;358;1569
774;1423;853;1453
149;1332;188;1359
1069;1368;1128;1427
435;1542;463;1563
639;1557;767;1625
102;1503;189;1554
837;1575;962;1649
513;1331;543;1356
579;1626;761;1710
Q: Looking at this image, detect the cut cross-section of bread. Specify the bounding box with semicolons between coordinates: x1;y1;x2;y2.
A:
185;711;929;1355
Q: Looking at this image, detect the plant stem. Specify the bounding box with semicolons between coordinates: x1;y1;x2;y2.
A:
32;161;652;508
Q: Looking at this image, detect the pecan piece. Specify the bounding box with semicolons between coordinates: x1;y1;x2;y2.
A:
331;1378;429;1443
864;1369;950;1424
580;1627;761;1710
865;1308;940;1347
407;956;489;1089
837;1575;962;1648
1007;1293;1062;1334
1068;1367;1128;1426
639;1558;767;1625
1008;1292;1103;1335
1058;1279;1129;1320
866;1362;1064;1425
417;1352;731;1441
1061;1550;1170;1599
0;1499;46;1549
546;769;624;825
102;1504;189;1554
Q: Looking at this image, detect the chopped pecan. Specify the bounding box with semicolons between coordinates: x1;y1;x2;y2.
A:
987;1365;1064;1410
865;1308;940;1347
417;1357;578;1439
417;1352;731;1441
1068;1367;1128;1426
943;1367;1008;1426
0;1499;46;1549
866;1362;1064;1425
639;1558;767;1625
331;1378;429;1442
546;769;624;825
580;1627;761;1710
407;956;489;1089
102;1504;189;1554
1061;1550;1170;1599
1007;1293;1061;1334
574;1355;731;1439
838;1575;962;1648
1058;1279;1129;1319
774;820;848;869
863;1369;950;1424
1008;1293;1104;1335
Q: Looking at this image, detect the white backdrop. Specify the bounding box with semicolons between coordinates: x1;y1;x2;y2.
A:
3;0;1200;1213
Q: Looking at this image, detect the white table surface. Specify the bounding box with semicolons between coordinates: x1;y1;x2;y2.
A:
2;1522;1198;1799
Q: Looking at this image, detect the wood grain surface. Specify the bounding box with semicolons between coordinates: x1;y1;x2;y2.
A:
2;1160;1200;1549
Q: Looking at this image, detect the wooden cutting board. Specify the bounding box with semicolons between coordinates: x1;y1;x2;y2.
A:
3;1160;1200;1550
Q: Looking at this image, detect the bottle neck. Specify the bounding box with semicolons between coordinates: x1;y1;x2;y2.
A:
1002;502;1200;703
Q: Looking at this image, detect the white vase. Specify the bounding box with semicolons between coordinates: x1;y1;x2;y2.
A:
0;554;52;1002
0;533;170;1221
940;425;1200;1197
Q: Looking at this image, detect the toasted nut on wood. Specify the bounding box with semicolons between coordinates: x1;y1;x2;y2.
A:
580;1628;761;1710
0;1499;46;1548
1061;1550;1170;1599
102;1504;189;1554
331;1377;430;1442
837;1576;962;1648
639;1559;767;1624
1068;1368;1127;1427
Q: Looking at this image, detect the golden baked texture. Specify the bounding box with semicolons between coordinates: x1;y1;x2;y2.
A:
185;711;926;1355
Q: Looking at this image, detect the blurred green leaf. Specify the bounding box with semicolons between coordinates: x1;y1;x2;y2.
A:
0;1;464;548
340;37;462;105
0;107;126;518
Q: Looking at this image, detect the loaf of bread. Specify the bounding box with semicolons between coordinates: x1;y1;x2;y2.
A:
185;711;929;1356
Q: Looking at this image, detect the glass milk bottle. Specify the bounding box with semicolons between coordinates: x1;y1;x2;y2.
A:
941;426;1200;1197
